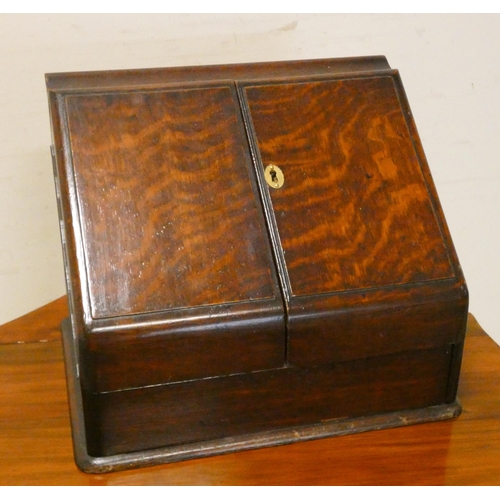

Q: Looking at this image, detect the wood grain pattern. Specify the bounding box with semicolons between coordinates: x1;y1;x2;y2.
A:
45;59;469;472
64;85;275;318
0;308;498;485
0;295;67;344
287;281;468;367
243;76;454;296
84;308;285;392
50;81;286;393
239;71;467;369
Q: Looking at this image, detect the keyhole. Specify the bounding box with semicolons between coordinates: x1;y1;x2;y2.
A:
270;168;278;185
264;164;284;189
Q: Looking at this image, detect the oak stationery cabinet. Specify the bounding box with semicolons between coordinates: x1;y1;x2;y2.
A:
46;56;468;473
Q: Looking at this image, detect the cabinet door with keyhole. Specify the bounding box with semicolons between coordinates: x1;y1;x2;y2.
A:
239;74;465;367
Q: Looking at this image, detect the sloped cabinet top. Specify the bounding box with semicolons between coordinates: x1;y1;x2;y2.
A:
46;57;467;393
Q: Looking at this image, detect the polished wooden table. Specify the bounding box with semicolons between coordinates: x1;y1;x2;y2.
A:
1;297;499;485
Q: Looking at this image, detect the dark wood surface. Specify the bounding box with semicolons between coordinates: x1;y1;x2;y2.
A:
239;71;468;368
45;56;391;92
1;298;499;485
49;80;288;393
45;58;469;465
93;345;452;457
64;85;277;318
243;76;454;294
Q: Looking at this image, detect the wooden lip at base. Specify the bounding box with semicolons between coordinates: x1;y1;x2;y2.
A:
61;319;462;474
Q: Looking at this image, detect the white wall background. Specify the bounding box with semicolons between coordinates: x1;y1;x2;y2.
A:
0;13;498;343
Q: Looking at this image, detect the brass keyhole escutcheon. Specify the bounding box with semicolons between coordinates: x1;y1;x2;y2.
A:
264;164;284;189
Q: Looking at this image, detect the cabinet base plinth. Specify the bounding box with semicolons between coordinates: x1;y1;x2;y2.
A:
62;319;461;474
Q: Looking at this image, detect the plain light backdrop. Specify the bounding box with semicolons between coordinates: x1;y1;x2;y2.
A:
0;13;499;343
